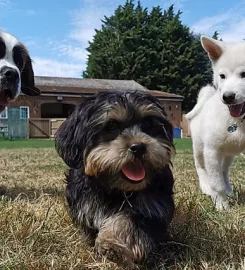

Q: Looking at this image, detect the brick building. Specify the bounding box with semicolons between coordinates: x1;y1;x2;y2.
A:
0;76;183;137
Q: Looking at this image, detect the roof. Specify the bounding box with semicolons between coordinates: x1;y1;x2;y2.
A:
34;76;183;101
34;76;148;93
150;90;183;99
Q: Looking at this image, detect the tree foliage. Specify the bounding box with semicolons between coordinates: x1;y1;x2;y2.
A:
83;0;216;111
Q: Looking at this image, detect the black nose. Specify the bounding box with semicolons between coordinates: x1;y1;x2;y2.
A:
3;68;19;83
129;143;146;156
223;92;236;104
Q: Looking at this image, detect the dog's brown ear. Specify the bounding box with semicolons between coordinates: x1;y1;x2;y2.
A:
21;48;40;96
201;35;225;62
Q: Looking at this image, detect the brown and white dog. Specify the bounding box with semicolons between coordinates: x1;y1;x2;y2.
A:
0;29;40;113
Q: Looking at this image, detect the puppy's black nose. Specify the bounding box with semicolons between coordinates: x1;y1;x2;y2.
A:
129;143;146;156
223;92;236;104
3;68;19;83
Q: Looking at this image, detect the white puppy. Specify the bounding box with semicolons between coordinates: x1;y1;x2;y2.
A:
186;36;245;210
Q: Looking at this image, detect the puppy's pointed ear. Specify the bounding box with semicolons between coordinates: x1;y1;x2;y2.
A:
21;45;40;96
201;35;225;62
55;104;87;169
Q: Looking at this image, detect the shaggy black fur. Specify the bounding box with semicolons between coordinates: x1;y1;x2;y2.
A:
55;91;175;266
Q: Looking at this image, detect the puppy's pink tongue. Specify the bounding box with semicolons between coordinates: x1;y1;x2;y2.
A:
229;104;244;118
121;161;145;181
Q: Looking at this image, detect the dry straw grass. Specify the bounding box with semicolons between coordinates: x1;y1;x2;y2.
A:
0;147;245;270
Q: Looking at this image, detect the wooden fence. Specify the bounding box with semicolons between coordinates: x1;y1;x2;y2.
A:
4;116;191;139
28;116;191;139
29;118;66;138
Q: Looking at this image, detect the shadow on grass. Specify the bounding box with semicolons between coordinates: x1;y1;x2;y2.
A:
136;200;245;270
0;185;244;270
0;184;65;201
235;189;245;205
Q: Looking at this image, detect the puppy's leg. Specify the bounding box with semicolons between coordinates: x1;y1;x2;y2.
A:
192;142;212;195
222;155;234;195
95;214;152;266
203;147;228;210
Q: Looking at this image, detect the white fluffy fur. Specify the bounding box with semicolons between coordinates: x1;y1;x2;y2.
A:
186;35;245;210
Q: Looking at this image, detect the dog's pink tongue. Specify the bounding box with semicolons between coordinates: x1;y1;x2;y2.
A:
229;104;244;118
121;161;145;181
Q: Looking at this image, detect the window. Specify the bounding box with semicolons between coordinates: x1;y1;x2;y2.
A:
20;106;29;119
0;108;8;119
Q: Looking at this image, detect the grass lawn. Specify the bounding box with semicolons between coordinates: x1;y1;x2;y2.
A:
0;138;55;149
0;138;245;269
0;138;189;150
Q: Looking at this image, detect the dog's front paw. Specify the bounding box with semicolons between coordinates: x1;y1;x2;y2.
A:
212;196;230;211
95;237;135;267
216;201;230;211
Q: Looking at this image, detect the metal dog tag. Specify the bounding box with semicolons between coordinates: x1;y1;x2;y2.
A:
227;124;237;133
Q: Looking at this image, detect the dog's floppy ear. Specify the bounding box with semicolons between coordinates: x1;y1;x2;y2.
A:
55;103;89;169
201;35;225;62
21;45;40;96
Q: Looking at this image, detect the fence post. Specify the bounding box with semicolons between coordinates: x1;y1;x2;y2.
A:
49;119;51;138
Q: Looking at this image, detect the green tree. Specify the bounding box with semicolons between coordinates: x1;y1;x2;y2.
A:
83;1;213;111
212;30;222;41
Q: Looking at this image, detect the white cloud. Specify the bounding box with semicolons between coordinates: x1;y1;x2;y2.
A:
32;57;85;78
221;19;245;42
49;41;88;62
69;0;121;43
192;12;231;34
191;1;245;42
0;0;12;21
23;38;37;48
32;0;121;78
68;0;121;50
0;0;11;7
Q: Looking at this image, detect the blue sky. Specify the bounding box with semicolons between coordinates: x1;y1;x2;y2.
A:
1;0;245;78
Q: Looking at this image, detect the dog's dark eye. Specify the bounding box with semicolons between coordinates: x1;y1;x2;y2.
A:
106;120;120;132
0;40;6;59
240;72;245;78
220;74;226;79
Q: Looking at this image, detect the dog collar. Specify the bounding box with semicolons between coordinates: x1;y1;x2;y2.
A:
227;118;244;133
118;192;133;211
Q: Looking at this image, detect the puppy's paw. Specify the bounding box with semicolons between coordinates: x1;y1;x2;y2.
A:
95;237;135;267
213;198;230;211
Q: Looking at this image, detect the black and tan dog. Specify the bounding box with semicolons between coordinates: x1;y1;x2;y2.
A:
55;91;175;266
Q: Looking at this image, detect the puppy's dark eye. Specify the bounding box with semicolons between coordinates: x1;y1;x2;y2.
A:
106;120;120;132
220;74;226;79
240;72;245;78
